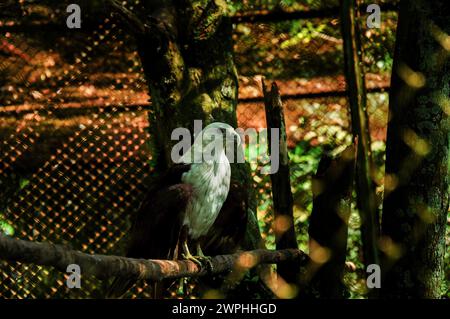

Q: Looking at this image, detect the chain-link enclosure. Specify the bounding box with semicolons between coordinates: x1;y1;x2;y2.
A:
0;1;393;298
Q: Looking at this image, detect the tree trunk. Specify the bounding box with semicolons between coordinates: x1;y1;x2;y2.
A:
380;0;449;298
134;0;262;250
127;1;267;297
308;146;355;298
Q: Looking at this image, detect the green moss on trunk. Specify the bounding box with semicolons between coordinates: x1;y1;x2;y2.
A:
136;1;262;252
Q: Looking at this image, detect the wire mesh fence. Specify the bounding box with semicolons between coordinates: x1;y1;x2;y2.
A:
0;1;391;298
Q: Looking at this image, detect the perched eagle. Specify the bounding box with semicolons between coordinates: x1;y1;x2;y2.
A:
107;122;248;298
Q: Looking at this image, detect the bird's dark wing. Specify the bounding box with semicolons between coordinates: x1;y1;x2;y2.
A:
144;163;191;195
106;182;193;298
126;163;191;259
201;182;248;256
127;183;193;259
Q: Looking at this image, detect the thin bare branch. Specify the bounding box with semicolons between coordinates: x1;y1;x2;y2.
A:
107;0;149;35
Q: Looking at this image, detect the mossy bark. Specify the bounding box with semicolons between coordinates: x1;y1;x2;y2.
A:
381;0;449;298
135;0;262;250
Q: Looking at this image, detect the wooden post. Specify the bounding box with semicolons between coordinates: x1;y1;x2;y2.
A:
340;0;380;275
308;145;356;298
263;81;299;283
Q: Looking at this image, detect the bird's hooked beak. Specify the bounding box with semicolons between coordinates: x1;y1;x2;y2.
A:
220;127;241;147
196;122;244;164
222;128;244;164
232;130;242;146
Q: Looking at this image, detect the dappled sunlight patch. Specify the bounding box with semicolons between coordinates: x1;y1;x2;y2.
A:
236;251;259;270
308;239;331;265
402;129;431;157
265;272;299;299
397;63;426;89
378;236;403;260
271;215;292;237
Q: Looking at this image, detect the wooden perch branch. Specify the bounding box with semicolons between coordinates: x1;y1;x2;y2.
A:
0;235;309;281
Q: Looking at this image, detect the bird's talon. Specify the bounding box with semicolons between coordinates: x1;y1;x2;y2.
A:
183;254;200;266
183;255;213;272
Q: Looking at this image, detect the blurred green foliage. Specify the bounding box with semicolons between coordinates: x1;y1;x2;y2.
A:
231;1;397;79
227;0;339;14
0;215;14;236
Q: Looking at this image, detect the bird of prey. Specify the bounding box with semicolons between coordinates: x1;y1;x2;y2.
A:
107;122;248;298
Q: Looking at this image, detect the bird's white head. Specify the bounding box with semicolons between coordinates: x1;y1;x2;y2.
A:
180;122;241;164
202;122;241;149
